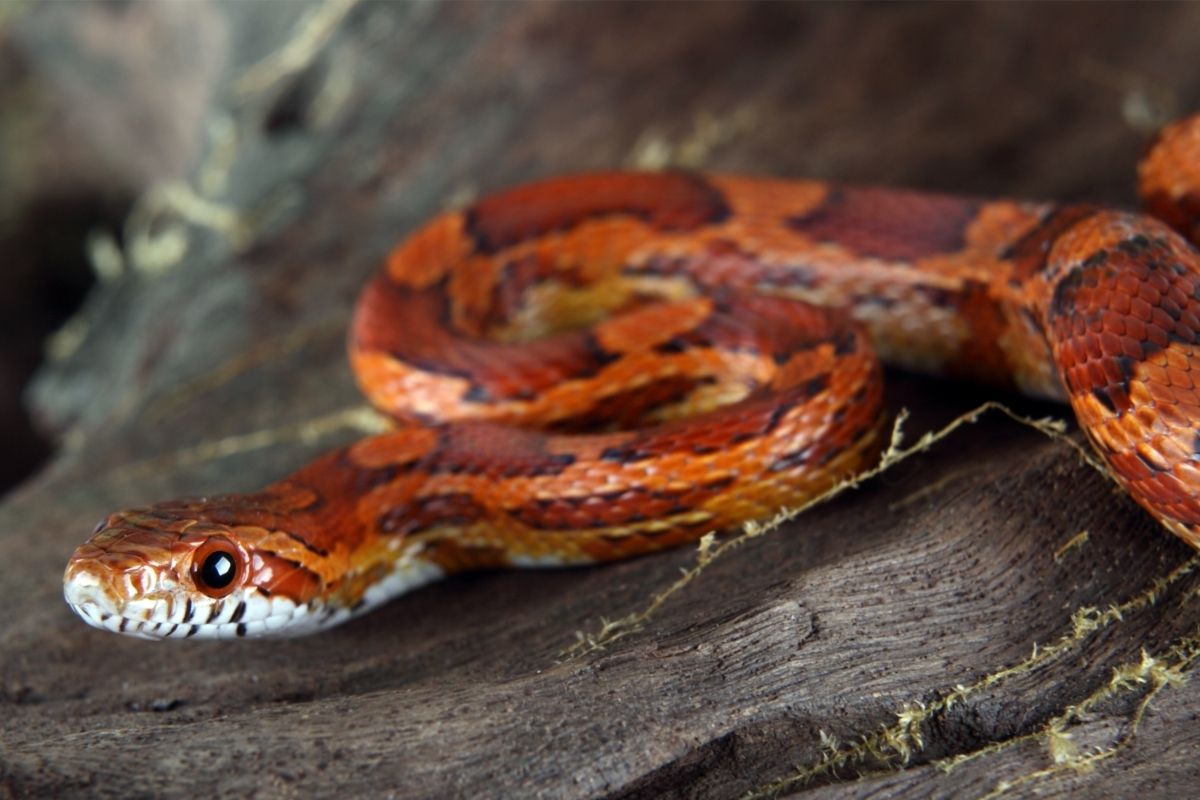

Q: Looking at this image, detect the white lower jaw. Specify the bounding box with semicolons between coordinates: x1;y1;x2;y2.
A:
67;593;346;640
65;554;448;640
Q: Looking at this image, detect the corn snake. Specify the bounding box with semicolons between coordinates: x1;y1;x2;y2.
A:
65;115;1200;640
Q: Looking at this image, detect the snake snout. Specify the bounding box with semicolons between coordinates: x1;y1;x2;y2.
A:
63;521;186;639
63;563;108;616
63;562;137;636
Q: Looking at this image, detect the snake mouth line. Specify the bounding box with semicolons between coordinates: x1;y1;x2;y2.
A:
63;572;341;640
70;601;200;641
66;594;345;640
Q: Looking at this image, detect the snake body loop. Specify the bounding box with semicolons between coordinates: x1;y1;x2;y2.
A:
65;116;1200;639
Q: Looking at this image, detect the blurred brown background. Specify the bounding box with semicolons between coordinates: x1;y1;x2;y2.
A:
0;2;224;494
5;3;1200;798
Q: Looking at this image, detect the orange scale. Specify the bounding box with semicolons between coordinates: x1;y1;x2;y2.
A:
1112;451;1155;483
1165;346;1193;371
1134;479;1173;508
1115;271;1141;296
1093;419;1135;455
1098;358;1127;388
1147;270;1172;293
1149;389;1181;418
1166;365;1195;389
1137;441;1174;472
1124;315;1148;342
1101;331;1126;356
1118;338;1146;363
1167;285;1191;307
1082;360;1107;390
1152;401;1194;432
1151;307;1177;331
1060;339;1086;369
1129;295;1154;322
1173;403;1200;424
1101;310;1128;336
1175;461;1200;491
1159;473;1197;506
1142;326;1171;352
1128;393;1156;424
1061;365;1085;394
1163;439;1198;469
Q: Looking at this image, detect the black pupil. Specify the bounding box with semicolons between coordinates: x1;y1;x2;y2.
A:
201;552;236;588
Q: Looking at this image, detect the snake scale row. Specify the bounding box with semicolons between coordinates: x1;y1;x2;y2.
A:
65;115;1200;639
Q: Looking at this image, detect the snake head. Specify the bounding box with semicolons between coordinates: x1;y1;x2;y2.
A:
63;505;336;640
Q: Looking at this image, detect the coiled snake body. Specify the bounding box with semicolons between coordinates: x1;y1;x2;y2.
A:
65;117;1200;640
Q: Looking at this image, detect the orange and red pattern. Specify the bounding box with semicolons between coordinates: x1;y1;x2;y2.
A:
64;114;1200;638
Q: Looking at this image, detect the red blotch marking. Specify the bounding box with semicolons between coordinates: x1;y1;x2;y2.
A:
509;478;733;532
1050;235;1200;417
546;374;702;432
430;423;576;478
465;172;730;253
378;492;486;536
598;382;824;464
1005;205;1101;282
352;275;608;402
787;186;980;262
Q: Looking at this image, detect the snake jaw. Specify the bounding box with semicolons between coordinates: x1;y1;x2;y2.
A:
63;557;342;640
63;561;187;641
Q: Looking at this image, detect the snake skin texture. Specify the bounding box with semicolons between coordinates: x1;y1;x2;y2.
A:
64;115;1200;640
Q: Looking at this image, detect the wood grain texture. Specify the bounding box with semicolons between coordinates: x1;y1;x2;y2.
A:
5;1;1200;798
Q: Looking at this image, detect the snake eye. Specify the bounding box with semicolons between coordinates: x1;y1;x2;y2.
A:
191;537;245;598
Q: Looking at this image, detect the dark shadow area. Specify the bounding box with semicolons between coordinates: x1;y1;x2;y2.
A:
0;194;122;496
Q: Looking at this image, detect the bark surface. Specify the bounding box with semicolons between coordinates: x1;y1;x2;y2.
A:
4;3;1200;798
